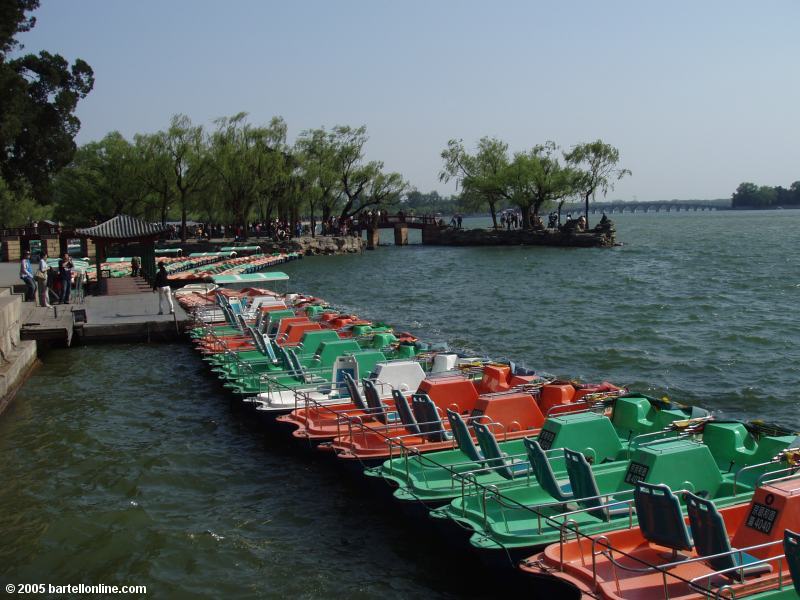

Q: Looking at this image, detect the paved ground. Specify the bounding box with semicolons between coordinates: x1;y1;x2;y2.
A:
82;292;188;324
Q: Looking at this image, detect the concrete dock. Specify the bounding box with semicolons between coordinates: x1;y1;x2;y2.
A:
0;263;191;346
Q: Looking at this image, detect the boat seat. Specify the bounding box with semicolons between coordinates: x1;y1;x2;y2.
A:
278;346;295;373
392;389;420;434
362;378;397;424
634;482;693;557
685;492;773;581
785;530;800;595
564;448;629;522
248;326;278;363
447;409;483;463
524;438;573;502
411;394;450;443
473;422;528;481
287;348;324;384
343;373;368;411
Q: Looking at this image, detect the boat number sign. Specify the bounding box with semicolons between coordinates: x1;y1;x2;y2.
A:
745;503;779;535
624;462;650;485
538;430;556;450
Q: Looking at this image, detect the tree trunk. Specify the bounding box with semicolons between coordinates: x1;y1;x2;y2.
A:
520;205;531;230
489;202;498;229
558;200;565;225
584;191;591;228
181;202;188;242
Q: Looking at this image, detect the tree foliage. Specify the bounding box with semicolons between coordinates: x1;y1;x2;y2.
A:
565;140;631;227
732;181;800;209
0;0;94;201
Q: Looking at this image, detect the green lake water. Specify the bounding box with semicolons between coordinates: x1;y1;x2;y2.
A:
1;210;798;598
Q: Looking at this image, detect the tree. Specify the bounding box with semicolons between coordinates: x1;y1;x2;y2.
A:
163;115;209;240
0;176;51;227
440;137;509;229
208;113;287;238
295;127;340;236
0;0;94;199
503;142;580;228
135;133;174;225
565;140;631;227
331;126;406;223
52;132;146;225
731;182;760;208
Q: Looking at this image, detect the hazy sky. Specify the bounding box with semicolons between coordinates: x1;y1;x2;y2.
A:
17;1;800;201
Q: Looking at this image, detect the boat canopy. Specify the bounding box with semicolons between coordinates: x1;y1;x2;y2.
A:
105;257;133;262
220;246;261;252
188;251;236;258
155;248;182;255
210;272;289;285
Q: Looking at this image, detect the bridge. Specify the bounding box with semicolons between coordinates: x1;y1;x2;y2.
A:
562;199;730;214
352;214;442;248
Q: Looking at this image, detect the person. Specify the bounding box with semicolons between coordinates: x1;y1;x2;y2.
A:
36;252;51;307
58;253;73;304
152;262;174;315
131;256;141;277
576;215;587;232
456;214;463;229
19;251;36;302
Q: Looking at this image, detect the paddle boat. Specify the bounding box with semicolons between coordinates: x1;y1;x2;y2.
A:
520;467;800;599
277;362;541;445
428;419;800;564
323;375;624;467
364;394;706;506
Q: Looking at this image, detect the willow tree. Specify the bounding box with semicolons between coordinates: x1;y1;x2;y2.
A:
440;137;509;229
135;132;174;225
295;127;340;236
565;140;631;227
331;126;406;222
53;131;146;225
209;113;287;237
162;115;209;240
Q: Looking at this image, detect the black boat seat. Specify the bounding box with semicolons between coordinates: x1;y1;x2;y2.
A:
411;394;450;443
785;530;800;594
564;448;629;521
392;389;420;434
446;409;483;463
343;373;368;411
525;438;573;502
473;422;528;481
685;492;772;581
362;378;397;424
634;482;693;556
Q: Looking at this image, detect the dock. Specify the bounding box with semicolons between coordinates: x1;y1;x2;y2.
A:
19;292;189;346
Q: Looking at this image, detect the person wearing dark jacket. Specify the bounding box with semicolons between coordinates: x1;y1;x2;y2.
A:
152;262;174;315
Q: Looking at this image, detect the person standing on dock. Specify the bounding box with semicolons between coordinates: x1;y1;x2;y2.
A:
36;252;51;308
58;254;73;304
19;251;36;302
153;262;174;315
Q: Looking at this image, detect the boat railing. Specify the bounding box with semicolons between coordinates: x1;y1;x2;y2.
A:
454;453;535;497
758;468;800;494
627;419;710;451
733;450;800;495
686;541;786;598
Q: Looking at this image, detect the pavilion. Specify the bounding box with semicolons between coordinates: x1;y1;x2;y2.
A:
75;214;170;293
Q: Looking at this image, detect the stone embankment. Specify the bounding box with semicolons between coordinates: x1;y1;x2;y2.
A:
270;235;365;255
0;289;38;414
426;223;616;248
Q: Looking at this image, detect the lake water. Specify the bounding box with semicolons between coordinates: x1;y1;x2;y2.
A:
1;210;798;598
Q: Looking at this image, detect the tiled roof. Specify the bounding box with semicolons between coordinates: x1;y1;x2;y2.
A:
75;215;170;240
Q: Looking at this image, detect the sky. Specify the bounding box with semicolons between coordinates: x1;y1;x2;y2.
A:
16;0;800;201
